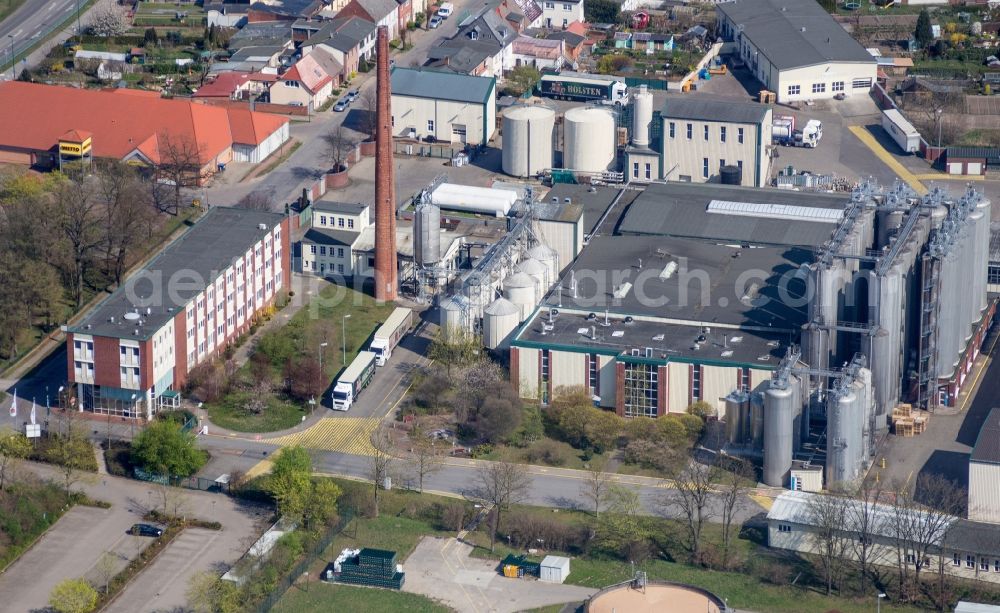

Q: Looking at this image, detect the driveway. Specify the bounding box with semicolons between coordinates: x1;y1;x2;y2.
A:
403;536;595;613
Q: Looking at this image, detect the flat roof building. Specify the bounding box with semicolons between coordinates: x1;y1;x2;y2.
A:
390;68;497;145
970;408;1000;525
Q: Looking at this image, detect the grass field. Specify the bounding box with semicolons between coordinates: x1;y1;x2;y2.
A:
273;583;454;613
133;1;207;27
0;481;77;571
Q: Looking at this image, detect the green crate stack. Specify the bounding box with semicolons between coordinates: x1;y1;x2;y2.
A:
336;548;405;589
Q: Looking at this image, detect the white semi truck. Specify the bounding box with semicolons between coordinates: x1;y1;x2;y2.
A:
332;351;377;411
370;307;413;366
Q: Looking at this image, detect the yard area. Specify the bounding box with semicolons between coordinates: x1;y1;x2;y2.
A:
133;1;207;27
201;286;395;433
273;583;453;613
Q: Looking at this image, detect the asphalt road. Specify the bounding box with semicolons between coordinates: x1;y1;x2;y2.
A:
0;0;80;78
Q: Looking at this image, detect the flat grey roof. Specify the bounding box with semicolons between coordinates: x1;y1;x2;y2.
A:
971;407;1000;465
661;94;769;125
70;207;284;340
716;0;876;70
946;520;1000;557
548;233;811;330
617;182;849;248
314;201;368;215
542;184;634;236
391;67;495;105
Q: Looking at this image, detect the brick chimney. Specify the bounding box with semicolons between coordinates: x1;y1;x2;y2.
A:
373;25;398;302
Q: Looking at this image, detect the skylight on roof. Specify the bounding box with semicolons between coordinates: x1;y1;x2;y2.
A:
707;200;844;224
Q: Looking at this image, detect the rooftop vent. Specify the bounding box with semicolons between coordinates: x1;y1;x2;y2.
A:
721;350;734;358
659;261;678;279
757;354;771;361
258;223;267;230
124;311;140;322
564;197;571;204
652;333;665;341
730;335;743;344
624;316;634;324
552;197;558;203
613;282;632;299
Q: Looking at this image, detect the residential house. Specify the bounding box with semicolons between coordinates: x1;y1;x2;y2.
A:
247;0;325;22
270;47;343;108
193;72;277;100
613;31;673;52
227;21;294;51
390;67;497;144
426;2;522;78
509;35;569;71
299;15;377;72
228;43;291;69
544;21;591;60
535;0;583;30
205;2;250;27
337;0;400;41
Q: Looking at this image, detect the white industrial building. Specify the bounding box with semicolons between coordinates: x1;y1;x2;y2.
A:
716;0;877;104
659;95;772;187
390;68;497;145
969;408;1000;525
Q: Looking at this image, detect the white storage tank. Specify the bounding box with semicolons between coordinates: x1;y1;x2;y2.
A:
563;106;616;173
527;244;559;286
483;297;520;350
518;257;549;295
502;105;555;178
631;85;654;147
439;295;467;339
503;272;537;322
413;201;441;266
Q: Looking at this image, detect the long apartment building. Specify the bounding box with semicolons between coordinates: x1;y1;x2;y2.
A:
65;207;290;418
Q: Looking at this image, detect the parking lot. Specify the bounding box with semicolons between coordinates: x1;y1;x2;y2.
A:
403;537;595;613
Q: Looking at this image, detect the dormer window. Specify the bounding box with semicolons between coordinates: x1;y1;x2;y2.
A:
469;30;479;40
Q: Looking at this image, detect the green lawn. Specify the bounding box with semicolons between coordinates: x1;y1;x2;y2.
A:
0;481;82;571
479;438;610;471
205;392;307;433
0;0;26;25
273;582;454;613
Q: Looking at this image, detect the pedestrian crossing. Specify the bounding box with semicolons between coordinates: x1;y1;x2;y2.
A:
263;417;379;456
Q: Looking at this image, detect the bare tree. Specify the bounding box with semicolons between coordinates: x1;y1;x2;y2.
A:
157;483;191;519
408;423;442;493
96;161;155;285
236;189;275;212
358;89;378;142
47;410;95;500
94;551;119;594
664;461;714;564
323;125;358;172
156;135;206;215
847;479;888;596
54;177;102;307
581;461;611;517
0;431;31;491
806;491;851;595
716;457;754;567
472;458;532;552
368;426;395;518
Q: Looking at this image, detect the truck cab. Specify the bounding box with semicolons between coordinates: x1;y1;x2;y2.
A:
370;340;390;366
332;383;354;411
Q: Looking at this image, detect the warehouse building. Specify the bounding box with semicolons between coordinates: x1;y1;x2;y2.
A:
390;68;497;145
65;208;290;418
659;95;772;187
716;0;877;104
969;408;1000;525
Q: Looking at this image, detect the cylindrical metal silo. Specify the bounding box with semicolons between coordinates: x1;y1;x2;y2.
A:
751;392;765;449
413;201;441;267
517;257;549;297
975;197;992;312
527;244;559;286
631;85;653;148
563;106;616;173
826;386;859;486
724;390;749;445
936;246;960;379
763;382;794;487
503;272;537;322
439;295;467;340
483;297;520;350
502;105;555;178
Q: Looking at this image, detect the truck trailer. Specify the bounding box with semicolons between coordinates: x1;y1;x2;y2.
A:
537;72;630;105
881;109;920;154
332;351;377;411
370;307;413;366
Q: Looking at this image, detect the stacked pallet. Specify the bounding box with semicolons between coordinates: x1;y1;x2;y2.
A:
891;404;929;437
337;548;405;589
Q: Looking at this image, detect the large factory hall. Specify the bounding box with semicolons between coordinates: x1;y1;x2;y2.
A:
432;177;994;491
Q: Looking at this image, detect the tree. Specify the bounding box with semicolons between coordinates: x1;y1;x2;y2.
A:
156;134;205;214
716;457;753;567
686;401;715;420
132;420;206;479
187;571;243;613
664;462;714;563
49;578;98;613
286;356;325;402
409;423;443;493
368;427;395;518
846;480;887;597
893;474;963;603
267;445;313;520
504;65;540;96
323;125;358;172
0;430;31;491
599;483;650;561
473;458;532;552
89;7;128;38
94;552;119;595
143;27;159;47
915;9;934;49
358;89;378;142
475;394;522;442
428;326;479;376
585;0;619;24
236;189;274;212
156;483;191;518
806;491;851;595
302;478;342;530
46;412;94;500
581;461;611;517
96;161;155;286
242;376;271;415
54;176;102;308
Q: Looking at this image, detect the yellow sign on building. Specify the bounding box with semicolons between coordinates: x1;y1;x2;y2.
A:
58;136;92;157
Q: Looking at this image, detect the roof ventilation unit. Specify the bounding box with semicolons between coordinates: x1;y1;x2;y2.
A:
613;282;632;299
258;223;267;230
721;350;734;358
624;316;634;324
653;333;665;341
659;261;678;279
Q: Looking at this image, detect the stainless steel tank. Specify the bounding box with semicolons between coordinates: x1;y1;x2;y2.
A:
414;201;442;266
763;382;794;487
724;390;749;445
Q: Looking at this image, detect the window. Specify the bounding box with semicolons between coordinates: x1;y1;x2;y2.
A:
337;247;345;258
720;158;725;169
906;554;915;564
812;83;826;94
777;524;792;533
187;307;194;320
788;85;800;96
994;560;1000;572
702;158;709;178
347;219;354;229
644;163;651;180
988;265;1000;285
310;245;317;254
540;349;550;404
740;367;750;391
981;559;990;571
623;361;658;418
668;122;675;138
337;264;344;274
319;246;327;256
738;127;744;144
544;1;553;6
338;217;345;228
686;123;692;139
953;554;961;566
319;215;327;226
632;162;639;179
967;555;975;568
691;364;702;400
427;119;435;132
703;125;709;140
737;160;743;175
562;2;571;8
188;328;194;339
588;354;599;395
562;18;568;27
720;126;726;142
852;78;872;89
832;81;844;92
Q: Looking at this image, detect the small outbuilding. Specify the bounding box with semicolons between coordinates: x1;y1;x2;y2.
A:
539;555;571;584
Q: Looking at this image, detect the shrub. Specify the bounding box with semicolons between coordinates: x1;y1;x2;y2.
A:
506;405;543;447
524;439;567;466
438;502;467;531
502;511;589;553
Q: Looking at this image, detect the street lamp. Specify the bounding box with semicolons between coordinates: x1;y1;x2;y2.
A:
319;341;328;370
7;35;14;81
342;314;351;365
877;592;887;613
936;108;943;148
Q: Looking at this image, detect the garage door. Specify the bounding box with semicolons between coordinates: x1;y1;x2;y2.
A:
968;162;983;174
948;162;963;175
451;124;467;144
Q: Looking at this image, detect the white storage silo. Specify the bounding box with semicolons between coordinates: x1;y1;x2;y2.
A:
502;105;555;178
439;295;467;340
518;257;549;296
413;201;441;267
503;272;537;322
631;85;654;147
563;107;616;173
527;244;559;286
483;297;520;350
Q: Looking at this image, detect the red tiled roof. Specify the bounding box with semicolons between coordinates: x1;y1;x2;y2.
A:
194;72;253;98
0;82;288;163
281;53;333;94
60;129;93;142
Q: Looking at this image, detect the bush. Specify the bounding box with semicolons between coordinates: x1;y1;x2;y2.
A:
102;441;135;477
506;405;543;447
501;511;590;553
438;502;468;531
523;439;567;466
411;369;452;410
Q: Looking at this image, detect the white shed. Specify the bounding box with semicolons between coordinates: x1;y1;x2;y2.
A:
539;555;570;583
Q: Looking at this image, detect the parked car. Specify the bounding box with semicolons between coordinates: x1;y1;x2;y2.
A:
346;89;360;103
436;2;453;17
333;99;349;112
130;523;163;537
429;15;443;28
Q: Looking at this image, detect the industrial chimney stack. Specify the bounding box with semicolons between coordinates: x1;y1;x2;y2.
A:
374;25;398;302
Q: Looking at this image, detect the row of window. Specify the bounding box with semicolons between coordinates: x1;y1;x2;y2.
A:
306;261;347;274
309;245;347;258
317;215;355;230
787;79;872;96
631;162;653;180
543;1;574;9
953;554;1000;572
669;122;745;144
701;158;744;179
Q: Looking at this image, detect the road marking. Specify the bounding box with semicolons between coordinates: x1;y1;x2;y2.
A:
245;458;274;479
847;126;927;195
264;417;380;455
749;493;774;511
912;173;984;181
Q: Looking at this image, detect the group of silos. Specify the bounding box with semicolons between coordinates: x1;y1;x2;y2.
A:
483;244;560;349
826;367;874;485
501;104;618;177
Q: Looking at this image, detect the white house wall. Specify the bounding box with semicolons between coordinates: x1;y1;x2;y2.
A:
392;95;491;145
701;364;733;412
661;111;771;187
776;63;877;104
667;362;690;413
969;462;1000;525
536;220;576;277
551;350;585;390
598;355;616;408
518;347;540;399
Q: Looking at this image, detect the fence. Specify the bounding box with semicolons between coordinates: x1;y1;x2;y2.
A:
133;467;232;493
393;141;462;159
870;82;946;164
624;77;669;90
253;509;356;613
